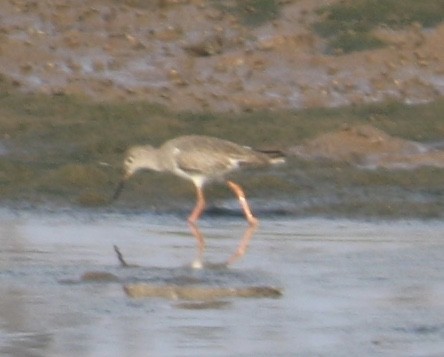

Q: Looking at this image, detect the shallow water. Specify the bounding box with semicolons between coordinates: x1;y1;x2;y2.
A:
1;209;444;356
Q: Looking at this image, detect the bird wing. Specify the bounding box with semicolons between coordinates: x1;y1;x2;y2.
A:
173;136;255;175
175;147;236;175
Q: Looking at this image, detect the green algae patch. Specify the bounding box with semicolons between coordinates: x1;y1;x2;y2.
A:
314;0;444;54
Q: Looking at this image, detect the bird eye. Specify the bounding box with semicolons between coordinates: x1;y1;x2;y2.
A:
126;157;134;164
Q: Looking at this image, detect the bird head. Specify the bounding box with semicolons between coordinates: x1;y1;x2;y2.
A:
112;145;158;201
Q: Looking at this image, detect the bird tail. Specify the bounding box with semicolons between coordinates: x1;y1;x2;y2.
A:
256;149;286;165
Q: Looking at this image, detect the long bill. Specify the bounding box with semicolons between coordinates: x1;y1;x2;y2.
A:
111;178;127;201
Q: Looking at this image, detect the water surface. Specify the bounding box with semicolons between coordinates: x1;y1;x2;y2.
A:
1;210;443;356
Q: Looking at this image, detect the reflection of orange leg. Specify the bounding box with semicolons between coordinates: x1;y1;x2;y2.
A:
188;222;205;268
227;180;258;226
188;185;206;224
227;224;258;265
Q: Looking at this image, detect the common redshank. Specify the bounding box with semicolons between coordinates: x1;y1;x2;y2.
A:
112;135;285;224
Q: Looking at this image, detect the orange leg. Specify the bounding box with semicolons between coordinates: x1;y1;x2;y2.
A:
188;185;206;224
227;180;258;226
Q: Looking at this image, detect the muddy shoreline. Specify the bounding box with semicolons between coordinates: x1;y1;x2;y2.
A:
1;1;443;355
0;0;443;219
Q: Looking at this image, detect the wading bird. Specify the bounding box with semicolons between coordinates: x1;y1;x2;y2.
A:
113;135;285;225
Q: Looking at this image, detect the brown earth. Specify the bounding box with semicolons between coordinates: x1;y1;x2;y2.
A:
288;124;444;169
1;0;444;113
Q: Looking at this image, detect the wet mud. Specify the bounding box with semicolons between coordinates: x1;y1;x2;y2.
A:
289;124;444;169
1;1;444;112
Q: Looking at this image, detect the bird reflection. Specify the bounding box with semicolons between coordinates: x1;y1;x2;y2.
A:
188;221;258;267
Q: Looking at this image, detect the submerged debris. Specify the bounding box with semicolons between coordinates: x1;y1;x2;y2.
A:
124;283;283;300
